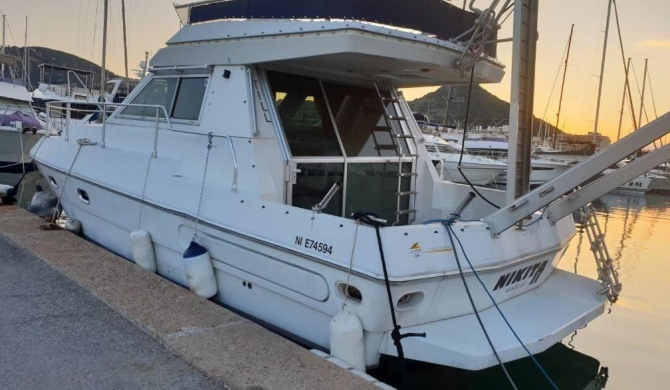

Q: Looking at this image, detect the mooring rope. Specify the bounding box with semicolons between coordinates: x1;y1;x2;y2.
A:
192;132;214;241
353;211;425;386
440;216;559;390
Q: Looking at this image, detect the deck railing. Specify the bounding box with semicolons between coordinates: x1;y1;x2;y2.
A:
44;101;238;192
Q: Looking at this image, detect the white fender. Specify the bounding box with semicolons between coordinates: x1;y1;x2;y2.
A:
129;229;157;273
183;241;218;298
0;184;13;197
65;218;82;234
329;307;366;371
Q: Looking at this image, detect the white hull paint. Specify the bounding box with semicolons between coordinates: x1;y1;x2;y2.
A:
34;145;601;370
440;162;504;185
30;13;609;371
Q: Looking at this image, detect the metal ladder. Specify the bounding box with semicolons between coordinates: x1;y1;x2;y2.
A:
371;78;419;225
578;203;622;303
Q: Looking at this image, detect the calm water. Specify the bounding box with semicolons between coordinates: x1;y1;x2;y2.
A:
3;171;669;389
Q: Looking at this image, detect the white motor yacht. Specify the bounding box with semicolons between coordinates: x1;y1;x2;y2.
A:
32;64;138;133
603;160;667;195
32;0;621;372
465;137;573;185
423;134;506;185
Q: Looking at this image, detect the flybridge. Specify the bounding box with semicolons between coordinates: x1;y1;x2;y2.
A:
174;0;496;53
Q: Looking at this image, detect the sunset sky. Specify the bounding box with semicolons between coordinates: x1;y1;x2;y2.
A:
1;0;668;141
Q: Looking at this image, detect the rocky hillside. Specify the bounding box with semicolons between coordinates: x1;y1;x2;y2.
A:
2;46;119;89
408;84;562;137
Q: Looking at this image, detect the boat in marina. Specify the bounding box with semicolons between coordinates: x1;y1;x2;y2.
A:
32;64;139;133
464;136;574;186
423;134;506;185
0;54;44;174
29;0;670;374
603;160;669;195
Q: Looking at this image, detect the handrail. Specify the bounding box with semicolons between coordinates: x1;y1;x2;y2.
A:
44;101;239;193
46;101;173;157
215;135;239;193
66;70;98;103
247;68;259;137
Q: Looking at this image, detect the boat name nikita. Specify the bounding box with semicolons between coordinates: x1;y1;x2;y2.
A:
493;260;549;292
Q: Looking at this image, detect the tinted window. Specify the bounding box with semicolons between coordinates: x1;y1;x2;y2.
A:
172;77;208;120
293;163;344;216
323;82;407;157
121;77;177;118
267;71;342;157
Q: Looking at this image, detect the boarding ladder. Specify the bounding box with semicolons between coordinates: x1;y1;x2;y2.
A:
371;79;419;225
578;203;622;303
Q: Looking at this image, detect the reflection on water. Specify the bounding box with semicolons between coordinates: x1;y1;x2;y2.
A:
562;193;670;390
3;173;669;389
370;343;608;389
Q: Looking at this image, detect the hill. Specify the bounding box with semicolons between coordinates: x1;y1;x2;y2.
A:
407;84;560;138
2;46;119;89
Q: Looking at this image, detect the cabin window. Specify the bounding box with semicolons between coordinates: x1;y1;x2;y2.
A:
121;77;178;118
323;82;407;158
172;77;208;120
265;70;414;225
120;76;208;121
345;162;411;225
292;163;344;216
267;72;342;157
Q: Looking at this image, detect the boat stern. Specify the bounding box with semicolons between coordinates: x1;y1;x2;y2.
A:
378;269;606;370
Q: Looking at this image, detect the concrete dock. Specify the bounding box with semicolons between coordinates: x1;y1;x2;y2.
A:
0;207;380;390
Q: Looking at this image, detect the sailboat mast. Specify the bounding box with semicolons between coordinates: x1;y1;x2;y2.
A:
1;15;5;78
616;57;631;141
121;0;130;92
552;24;574;149
24;16;28;85
592;0;613;146
637;58;648;128
612;0;637;130
101;0;109;97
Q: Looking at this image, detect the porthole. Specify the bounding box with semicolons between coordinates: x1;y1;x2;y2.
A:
396;291;424;311
77;189;90;204
336;282;363;304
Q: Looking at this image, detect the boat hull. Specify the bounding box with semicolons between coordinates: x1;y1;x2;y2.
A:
0;129;40;173
34;157;605;370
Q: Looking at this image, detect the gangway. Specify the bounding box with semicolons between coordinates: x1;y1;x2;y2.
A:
485;112;670;236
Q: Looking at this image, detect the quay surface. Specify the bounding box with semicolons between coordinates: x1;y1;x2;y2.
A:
0;207;379;390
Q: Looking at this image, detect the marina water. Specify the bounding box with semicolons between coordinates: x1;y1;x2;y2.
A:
3;170;669;389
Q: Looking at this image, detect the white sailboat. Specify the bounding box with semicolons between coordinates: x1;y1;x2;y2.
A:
32;0;666;373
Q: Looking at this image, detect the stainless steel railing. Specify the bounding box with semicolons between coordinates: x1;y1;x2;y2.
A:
45;101;239;193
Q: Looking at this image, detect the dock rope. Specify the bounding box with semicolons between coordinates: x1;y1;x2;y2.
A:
192;132;214;241
51;138;97;224
438;215;559;390
136;153;153;230
353;211;426;385
341;221;361;310
456;62;501;210
438;215;518;389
